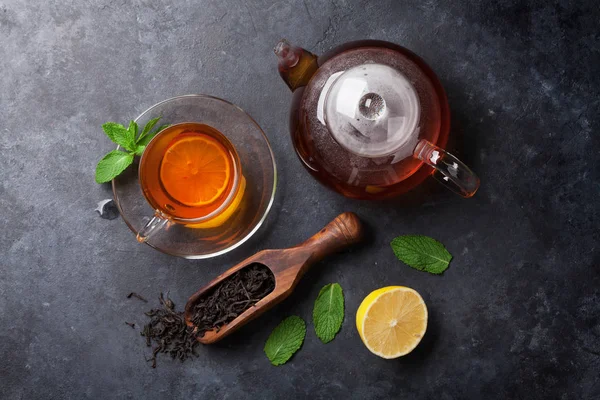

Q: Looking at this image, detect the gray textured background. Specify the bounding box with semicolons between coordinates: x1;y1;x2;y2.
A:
1;0;599;399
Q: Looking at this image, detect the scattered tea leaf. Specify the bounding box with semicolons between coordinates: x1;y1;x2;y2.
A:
313;283;344;343
391;235;452;274
127;292;148;303
140;292;199;368
95;150;134;183
264;316;306;366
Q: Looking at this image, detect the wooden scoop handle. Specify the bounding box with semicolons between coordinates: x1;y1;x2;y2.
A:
296;212;363;264
185;212;363;344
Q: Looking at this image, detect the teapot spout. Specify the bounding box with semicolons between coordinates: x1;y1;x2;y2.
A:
274;39;318;92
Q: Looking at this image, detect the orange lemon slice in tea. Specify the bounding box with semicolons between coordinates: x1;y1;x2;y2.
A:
356;286;428;359
185;176;246;229
160;134;232;207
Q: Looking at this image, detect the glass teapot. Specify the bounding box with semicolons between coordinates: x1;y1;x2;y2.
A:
275;39;480;200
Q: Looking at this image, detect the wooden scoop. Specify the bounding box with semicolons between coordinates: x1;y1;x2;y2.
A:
184;212;363;344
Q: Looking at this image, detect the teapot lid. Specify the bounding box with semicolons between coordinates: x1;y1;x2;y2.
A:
318;63;421;158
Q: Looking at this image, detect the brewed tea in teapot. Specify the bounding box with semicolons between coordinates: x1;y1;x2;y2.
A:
275;39;479;200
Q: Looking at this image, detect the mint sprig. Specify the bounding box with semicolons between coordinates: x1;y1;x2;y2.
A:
391;235;453;274
136;124;169;155
313;283;344;344
95;117;168;183
264;316;306;366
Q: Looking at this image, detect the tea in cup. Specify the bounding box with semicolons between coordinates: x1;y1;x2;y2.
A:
137;122;245;242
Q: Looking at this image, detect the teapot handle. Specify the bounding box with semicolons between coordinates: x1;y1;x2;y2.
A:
414;140;480;198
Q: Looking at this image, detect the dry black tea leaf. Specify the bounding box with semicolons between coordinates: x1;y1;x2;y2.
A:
190;264;275;338
135;264;275;368
140;293;198;368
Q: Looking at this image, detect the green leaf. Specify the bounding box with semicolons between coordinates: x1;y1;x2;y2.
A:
136;117;161;143
134;144;146;156
127;120;138;144
154;124;169;133
313;283;344;343
264;316;306;366
136;124;169;150
390;235;453;274
135;133;155;150
95;150;134;183
102;122;135;151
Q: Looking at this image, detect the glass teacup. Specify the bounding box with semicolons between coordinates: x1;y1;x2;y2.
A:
112;95;277;259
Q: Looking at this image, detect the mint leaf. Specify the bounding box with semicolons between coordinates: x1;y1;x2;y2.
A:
391;235;452;274
95;150;134;183
154;124;169;134
135;124;169;155
127;120;138;144
136;117;161;143
136;123;169;149
264;316;306;366
134;144;146;156
102;122;135;151
313;283;344;343
96;118;168;183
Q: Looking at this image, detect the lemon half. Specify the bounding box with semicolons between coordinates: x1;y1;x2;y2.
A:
356;286;428;359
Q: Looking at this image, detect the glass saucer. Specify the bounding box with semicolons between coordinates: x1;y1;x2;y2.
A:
112;95;277;259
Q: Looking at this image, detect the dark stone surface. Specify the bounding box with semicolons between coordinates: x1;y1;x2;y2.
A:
1;0;599;398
